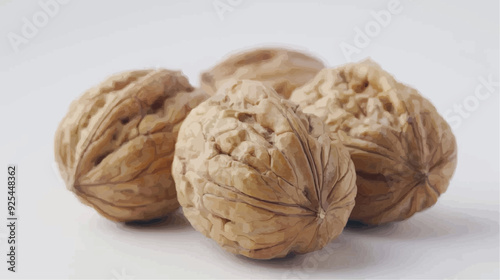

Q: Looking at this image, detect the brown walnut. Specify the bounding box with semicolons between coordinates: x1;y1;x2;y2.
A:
54;69;208;222
200;48;325;99
172;80;357;259
290;59;458;225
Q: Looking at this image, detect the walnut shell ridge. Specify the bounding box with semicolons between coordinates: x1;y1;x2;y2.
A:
200;47;325;99
54;69;208;222
290;59;458;225
172;80;357;259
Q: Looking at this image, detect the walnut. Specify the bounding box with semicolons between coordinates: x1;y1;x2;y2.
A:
200;48;325;99
290;59;458;225
172;80;357;259
54;69;208;222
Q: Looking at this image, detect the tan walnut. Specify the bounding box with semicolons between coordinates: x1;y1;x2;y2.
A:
200;48;325;99
172;79;357;259
290;59;458;225
54;69;208;222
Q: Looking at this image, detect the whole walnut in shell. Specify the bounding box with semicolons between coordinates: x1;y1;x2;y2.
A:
54;69;208;222
290;60;457;225
172;80;357;259
200;48;325;99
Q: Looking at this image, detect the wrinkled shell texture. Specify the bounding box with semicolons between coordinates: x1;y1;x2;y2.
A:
290;60;457;225
200;48;325;99
172;80;357;259
54;69;208;222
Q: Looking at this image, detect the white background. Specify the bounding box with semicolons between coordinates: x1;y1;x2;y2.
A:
0;0;499;279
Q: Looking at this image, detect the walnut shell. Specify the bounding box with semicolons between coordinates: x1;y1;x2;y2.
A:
54;69;208;222
200;48;325;99
290;59;458;225
172;80;357;259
